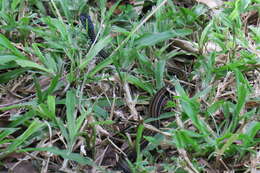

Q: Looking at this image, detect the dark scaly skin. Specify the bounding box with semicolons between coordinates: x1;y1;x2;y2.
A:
114;86;173;173
80;13;109;58
80;14;182;173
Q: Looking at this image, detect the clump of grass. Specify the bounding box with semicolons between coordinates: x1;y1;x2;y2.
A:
0;0;259;172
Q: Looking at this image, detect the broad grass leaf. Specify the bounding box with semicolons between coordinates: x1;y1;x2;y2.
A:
47;95;56;120
112;26;130;35
218;133;239;155
43;75;60;97
32;43;48;67
199;20;213;48
66;90;77;148
16;60;53;73
155;59;166;89
93;104;109;119
126;75;154;95
10;111;37;128
175;130;185;148
55;117;69;145
79;35;112;69
21;147;94;166
0;101;37;112
33;74;43;103
175;81;210;135
11;0;22;10
245;121;260;140
0;34;27;59
0;68;26;84
174;130;200;150
59;0;72;22
7;120;45;152
229;0;251;20
88;55;114;77
229;69;249;132
136;124;144;162
0;55;20;64
0;128;19;142
206;100;225;116
135;29;192;48
90;120;114;126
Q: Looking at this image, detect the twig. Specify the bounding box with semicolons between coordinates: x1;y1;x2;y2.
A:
0;94;36;108
123;81;138;119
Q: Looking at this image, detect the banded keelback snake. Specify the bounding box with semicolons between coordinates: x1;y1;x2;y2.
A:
80;13;185;173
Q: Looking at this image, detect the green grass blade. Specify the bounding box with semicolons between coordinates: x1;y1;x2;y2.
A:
20;147;94;166
79;35;112;70
0;68;26;83
16;60;53;73
155;59;165;89
126;74;154;94
0;34;27;59
135;29;192;48
136;124;144;163
47;95;56;120
65;90;77;149
229;69;249;132
88;55;113;77
0;128;19;141
0;55;20;64
7;120;45;153
11;0;23;10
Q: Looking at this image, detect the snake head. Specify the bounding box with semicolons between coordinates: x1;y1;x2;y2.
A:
79;13;95;38
79;13;88;26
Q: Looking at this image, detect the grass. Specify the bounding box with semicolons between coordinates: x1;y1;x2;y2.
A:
0;0;259;172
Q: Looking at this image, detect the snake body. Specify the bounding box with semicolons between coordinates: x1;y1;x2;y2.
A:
80;13;171;173
80;14;110;59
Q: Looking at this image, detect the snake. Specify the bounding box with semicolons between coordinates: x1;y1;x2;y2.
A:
80;13;183;173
